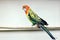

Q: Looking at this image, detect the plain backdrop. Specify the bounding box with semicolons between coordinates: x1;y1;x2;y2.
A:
0;0;60;40
0;31;59;40
0;0;60;27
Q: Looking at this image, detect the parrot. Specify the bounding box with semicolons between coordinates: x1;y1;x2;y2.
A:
22;5;55;40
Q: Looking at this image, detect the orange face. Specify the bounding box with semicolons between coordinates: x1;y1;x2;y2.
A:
22;5;30;15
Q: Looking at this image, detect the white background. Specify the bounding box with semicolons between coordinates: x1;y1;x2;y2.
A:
0;0;60;27
0;31;59;40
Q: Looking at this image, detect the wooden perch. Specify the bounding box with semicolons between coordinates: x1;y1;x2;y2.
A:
0;27;59;32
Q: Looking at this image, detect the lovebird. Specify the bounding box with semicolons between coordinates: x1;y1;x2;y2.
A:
22;5;55;40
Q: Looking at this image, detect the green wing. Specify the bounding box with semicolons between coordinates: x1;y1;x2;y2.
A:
27;9;48;26
27;9;42;25
29;9;41;22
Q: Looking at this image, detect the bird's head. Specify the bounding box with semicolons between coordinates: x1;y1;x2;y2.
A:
22;5;30;15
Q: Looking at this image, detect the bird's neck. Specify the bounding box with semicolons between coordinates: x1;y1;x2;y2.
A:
25;8;30;15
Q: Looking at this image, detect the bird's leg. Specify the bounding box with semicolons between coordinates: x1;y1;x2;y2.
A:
36;23;40;28
36;24;44;31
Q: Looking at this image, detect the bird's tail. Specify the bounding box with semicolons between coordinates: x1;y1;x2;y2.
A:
39;25;55;40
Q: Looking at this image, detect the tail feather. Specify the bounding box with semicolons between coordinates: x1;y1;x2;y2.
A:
39;25;55;40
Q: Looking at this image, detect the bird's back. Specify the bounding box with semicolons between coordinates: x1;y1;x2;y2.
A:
27;9;48;26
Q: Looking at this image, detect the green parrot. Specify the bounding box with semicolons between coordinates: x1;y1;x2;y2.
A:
22;5;55;40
